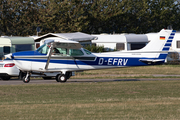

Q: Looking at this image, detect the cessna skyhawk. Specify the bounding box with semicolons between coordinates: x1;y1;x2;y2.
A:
11;29;176;83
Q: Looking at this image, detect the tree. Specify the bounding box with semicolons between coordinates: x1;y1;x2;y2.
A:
148;0;179;32
0;0;18;35
0;0;180;35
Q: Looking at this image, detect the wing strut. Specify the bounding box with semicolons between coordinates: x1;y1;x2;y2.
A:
45;42;54;70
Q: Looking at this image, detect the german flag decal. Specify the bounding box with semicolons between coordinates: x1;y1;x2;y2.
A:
160;36;165;40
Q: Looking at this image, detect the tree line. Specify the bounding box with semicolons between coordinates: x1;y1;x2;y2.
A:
0;0;180;36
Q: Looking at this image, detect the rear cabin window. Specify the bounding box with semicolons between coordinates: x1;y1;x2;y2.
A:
3;46;10;54
69;49;84;56
15;44;32;52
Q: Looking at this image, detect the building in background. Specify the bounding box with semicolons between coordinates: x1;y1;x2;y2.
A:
92;34;149;51
34;32;97;49
0;37;35;59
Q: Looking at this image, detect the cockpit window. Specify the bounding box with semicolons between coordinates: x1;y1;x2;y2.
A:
83;48;92;55
55;43;77;49
36;44;50;54
37;43;84;56
52;48;84;56
69;49;84;56
52;48;67;55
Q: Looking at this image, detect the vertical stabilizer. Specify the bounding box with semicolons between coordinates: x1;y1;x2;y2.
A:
140;29;176;52
139;29;176;64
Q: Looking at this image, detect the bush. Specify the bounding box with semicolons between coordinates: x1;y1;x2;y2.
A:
84;45;106;53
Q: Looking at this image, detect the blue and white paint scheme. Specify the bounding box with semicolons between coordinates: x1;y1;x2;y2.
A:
12;29;176;83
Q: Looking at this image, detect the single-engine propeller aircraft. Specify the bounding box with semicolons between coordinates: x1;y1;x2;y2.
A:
11;29;176;83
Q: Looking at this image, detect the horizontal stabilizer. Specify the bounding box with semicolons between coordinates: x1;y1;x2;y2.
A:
139;59;164;65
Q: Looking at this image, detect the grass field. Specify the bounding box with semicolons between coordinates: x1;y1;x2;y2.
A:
1;65;180;119
0;80;180;120
72;65;180;79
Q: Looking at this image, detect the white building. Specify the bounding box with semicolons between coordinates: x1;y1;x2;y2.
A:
92;34;149;51
34;32;97;49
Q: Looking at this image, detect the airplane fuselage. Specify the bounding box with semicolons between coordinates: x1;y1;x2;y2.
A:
13;50;164;73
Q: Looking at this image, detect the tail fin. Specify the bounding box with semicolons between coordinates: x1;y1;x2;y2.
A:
139;29;176;64
140;29;176;52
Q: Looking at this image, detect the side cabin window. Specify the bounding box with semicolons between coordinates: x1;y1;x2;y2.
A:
53;42;84;56
69;49;84;56
52;48;84;56
37;43;84;56
52;48;67;55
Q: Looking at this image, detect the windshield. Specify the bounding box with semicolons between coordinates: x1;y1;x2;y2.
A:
36;43;50;54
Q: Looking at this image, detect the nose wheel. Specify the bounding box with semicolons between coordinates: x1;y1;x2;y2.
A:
56;74;67;82
22;72;31;83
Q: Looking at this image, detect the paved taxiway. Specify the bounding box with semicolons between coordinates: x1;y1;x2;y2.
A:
0;78;180;85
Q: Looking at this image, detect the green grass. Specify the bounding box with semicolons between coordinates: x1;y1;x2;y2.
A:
0;80;180;120
72;65;180;79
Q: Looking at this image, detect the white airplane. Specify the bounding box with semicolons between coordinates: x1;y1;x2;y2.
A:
11;29;176;83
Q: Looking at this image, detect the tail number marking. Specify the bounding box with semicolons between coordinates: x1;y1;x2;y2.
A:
98;58;128;66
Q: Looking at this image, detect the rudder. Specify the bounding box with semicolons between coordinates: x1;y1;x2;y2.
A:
140;29;176;52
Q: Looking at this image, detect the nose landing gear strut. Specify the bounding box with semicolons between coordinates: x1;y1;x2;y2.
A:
22;72;31;83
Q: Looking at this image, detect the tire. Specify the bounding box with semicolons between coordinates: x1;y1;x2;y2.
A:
19;71;26;80
22;76;30;83
56;74;67;83
1;76;11;80
56;74;60;82
66;72;72;79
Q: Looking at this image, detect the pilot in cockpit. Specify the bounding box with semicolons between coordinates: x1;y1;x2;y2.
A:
52;48;60;55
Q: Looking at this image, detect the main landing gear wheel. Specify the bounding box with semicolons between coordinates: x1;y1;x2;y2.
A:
56;74;67;83
22;76;30;83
